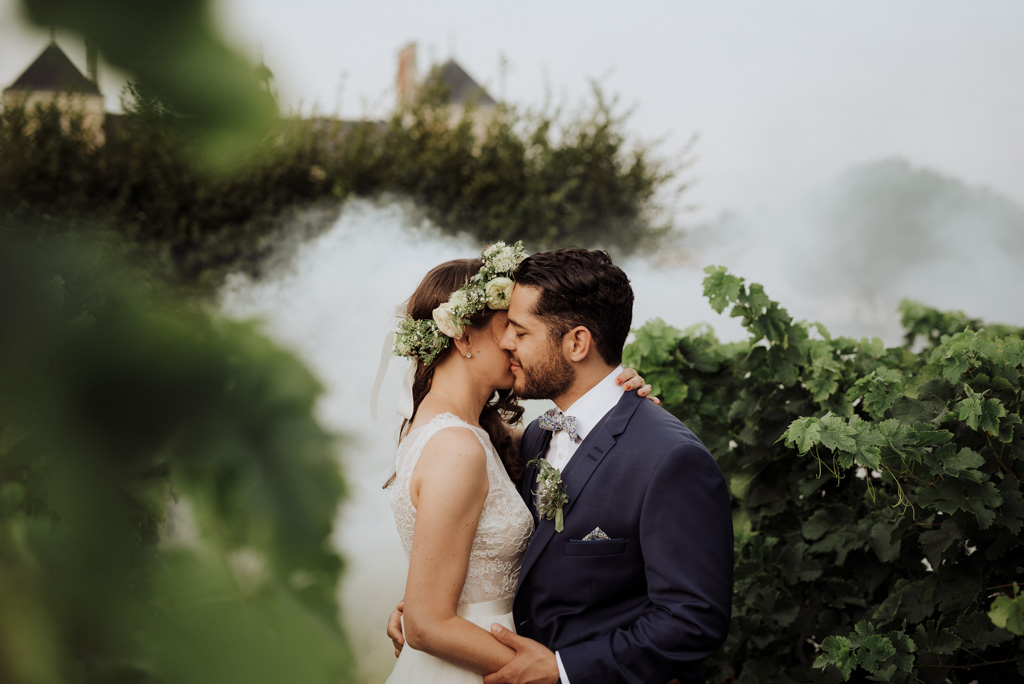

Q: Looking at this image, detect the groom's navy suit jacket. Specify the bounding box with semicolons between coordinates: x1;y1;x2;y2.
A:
514;390;733;684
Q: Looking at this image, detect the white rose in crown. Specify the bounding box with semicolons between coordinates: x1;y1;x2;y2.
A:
485;277;514;310
432;303;466;338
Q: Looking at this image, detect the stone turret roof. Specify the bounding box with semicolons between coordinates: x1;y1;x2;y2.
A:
434;60;495;106
5;41;100;96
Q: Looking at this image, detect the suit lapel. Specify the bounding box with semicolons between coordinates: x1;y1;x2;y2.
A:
517;392;644;590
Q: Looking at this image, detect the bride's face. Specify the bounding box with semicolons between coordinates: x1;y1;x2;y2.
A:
469;311;515;391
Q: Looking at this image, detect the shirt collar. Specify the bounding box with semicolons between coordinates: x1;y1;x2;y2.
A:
562;365;624;444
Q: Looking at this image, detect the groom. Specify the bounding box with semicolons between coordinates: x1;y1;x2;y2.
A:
487;248;732;684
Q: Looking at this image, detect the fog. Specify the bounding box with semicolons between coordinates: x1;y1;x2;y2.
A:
219;157;1023;680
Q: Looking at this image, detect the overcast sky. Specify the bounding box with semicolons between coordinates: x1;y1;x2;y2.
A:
3;1;1023;217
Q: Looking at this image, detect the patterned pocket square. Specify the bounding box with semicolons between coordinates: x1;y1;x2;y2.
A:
581;526;611;541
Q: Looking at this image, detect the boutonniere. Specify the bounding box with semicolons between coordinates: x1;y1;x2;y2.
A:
527;457;569;532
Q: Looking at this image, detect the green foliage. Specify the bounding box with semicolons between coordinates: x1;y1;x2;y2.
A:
0;235;352;683
989;584;1024;636
624;266;1024;683
0;77;677;289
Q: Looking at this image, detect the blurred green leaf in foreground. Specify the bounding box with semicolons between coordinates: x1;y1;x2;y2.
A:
0;232;352;684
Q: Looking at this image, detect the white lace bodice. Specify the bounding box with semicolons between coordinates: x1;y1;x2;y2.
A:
390;413;534;605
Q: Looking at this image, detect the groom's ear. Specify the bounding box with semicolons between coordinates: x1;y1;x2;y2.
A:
564;326;593;362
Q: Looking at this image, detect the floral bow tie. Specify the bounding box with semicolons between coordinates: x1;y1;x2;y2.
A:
538;408;582;444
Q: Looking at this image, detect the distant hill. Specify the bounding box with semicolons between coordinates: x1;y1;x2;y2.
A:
807;158;1024;302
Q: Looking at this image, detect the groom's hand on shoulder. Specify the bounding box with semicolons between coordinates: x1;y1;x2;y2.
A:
483;624;559;684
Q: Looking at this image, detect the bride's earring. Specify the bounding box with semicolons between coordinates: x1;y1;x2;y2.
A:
466;352;472;358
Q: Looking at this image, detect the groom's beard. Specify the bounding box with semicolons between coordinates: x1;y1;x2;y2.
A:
509;345;575;400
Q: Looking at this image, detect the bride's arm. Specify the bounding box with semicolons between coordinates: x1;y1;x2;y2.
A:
402;428;515;672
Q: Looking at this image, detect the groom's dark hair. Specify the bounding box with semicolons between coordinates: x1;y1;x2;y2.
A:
514;248;633;365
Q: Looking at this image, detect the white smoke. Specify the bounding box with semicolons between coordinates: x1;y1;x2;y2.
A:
217;161;1023;680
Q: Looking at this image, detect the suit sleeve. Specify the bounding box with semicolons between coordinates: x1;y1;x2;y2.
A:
557;439;733;683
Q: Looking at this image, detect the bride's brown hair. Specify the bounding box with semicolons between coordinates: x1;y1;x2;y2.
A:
384;258;525;488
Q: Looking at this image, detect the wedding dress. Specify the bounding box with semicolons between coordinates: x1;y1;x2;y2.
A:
387;413;535;683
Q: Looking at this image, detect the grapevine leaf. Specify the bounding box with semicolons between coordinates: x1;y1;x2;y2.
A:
909;423;953;449
999;338;1024;368
938;348;971;384
955;611;1013;650
702;266;743;314
956;394;983;431
979;397;1006;436
814;635;855;680
783;417;821;454
913;620;962;655
740;283;772;316
627;318;682;366
988;587;1024;636
997;411;1021;444
820;413;857;453
869;521;901;563
995;475;1024;535
803;507;848;542
852;426;884;471
886;630;917;672
849;368;903;419
916;480;1002;529
808;369;840;403
858;634;896;673
876;419;919;461
919;518;962;568
926;444;985;482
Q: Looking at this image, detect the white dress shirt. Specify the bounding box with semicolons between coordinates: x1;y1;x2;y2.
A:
544;365;624;684
542;365;624;472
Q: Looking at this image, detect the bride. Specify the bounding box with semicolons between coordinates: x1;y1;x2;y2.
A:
384;243;654;683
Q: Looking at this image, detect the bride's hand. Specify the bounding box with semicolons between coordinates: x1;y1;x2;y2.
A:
617;368;660;405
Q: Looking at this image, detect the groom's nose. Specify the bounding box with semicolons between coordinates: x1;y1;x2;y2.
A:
498;323;515;351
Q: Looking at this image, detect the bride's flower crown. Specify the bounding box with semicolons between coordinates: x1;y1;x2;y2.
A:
393;241;526;364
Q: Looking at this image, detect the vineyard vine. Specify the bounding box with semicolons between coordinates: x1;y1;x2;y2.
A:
624;267;1024;683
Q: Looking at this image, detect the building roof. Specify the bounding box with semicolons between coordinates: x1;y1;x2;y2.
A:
5;41;100;96
434;60;495;106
